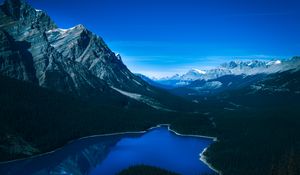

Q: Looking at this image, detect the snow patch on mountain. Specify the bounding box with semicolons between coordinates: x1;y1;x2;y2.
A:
181;69;206;80
152;58;300;88
194;81;223;90
192;68;206;74
111;87;171;111
176;81;190;86
132;79;142;86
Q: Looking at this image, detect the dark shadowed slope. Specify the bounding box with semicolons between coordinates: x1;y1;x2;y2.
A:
0;0;195;112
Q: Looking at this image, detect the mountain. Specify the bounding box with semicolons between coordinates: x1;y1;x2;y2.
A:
144;57;300;98
0;0;115;97
0;0;204;161
135;73;175;89
0;0;191;111
241;66;300;96
172;63;300;103
209;66;300;112
152;58;300;88
179;68;206;81
170;74;267;97
202;68;300;175
0;74;193;161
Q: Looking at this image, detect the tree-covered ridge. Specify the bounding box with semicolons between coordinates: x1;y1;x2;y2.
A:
117;165;180;175
0;75;214;161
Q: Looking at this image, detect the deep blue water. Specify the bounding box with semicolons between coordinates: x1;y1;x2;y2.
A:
0;126;216;175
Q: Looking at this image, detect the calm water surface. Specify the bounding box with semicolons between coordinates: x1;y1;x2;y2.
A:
0;126;216;175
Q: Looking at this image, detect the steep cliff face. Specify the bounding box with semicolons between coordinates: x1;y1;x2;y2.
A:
0;0;89;94
0;0;55;83
0;0;187;110
0;0;154;100
45;23;147;92
0;0;145;91
0;30;36;82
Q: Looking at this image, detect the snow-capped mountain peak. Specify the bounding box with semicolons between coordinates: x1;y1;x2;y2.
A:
266;60;281;66
180;69;207;81
152;58;300;88
0;0;172;110
191;68;206;74
274;60;281;64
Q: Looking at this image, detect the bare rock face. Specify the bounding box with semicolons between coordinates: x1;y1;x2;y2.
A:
0;0;149;98
0;0;185;110
0;0;55;84
0;30;35;82
45;24;147;92
0;0;176;111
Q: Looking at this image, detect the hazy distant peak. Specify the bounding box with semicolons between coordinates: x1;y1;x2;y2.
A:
190;68;206;74
153;57;300;87
266;60;281;66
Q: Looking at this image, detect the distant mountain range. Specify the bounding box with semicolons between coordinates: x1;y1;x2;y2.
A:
151;58;300;86
141;57;300;96
1;0;299;106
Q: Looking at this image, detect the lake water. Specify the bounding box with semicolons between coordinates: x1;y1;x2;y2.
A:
0;125;216;175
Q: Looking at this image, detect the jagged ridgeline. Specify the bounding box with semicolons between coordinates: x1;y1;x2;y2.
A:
0;0;214;162
0;0;193;111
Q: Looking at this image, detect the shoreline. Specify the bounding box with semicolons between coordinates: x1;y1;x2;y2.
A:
200;148;222;175
166;124;218;141
0;124;221;174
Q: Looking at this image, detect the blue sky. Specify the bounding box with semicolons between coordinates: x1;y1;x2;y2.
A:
18;0;300;77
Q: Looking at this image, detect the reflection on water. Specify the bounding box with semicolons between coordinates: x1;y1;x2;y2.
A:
0;126;216;175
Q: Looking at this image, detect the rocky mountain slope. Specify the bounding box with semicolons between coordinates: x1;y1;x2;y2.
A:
0;0;114;96
0;0;190;111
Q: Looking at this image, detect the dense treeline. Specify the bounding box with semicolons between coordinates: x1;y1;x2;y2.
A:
206;106;300;175
0;75;214;161
117;165;180;175
203;71;300;175
1;70;300;175
117;164;216;175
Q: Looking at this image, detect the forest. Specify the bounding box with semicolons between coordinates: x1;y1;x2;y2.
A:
0;74;300;175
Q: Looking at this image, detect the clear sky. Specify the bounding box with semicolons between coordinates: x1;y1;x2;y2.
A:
14;0;300;77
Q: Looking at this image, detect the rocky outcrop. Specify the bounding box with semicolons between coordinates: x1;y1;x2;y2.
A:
0;0;152;98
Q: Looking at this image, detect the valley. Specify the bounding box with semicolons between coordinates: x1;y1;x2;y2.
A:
0;0;299;175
